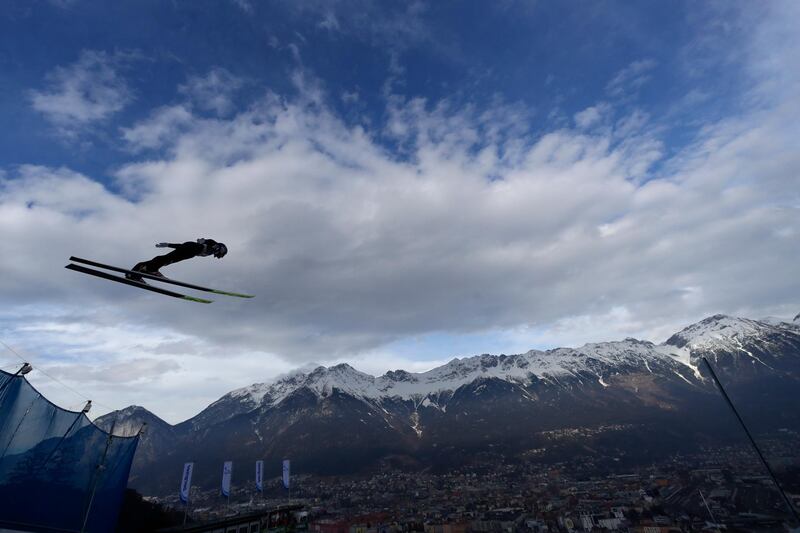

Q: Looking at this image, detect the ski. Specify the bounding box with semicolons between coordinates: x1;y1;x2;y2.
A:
68;256;254;298
65;264;213;304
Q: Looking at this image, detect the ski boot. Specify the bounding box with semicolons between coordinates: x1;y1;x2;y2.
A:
126;263;165;284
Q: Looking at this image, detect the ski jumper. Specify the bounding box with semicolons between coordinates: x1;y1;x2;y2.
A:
129;239;226;280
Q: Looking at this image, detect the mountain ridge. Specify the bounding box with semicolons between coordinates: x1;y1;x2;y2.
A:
95;312;800;495
98;313;798;430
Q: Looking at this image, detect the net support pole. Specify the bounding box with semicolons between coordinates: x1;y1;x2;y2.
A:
81;420;116;533
701;357;799;524
0;396;38;460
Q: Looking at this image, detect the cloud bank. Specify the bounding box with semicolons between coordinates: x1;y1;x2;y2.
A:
1;2;798;422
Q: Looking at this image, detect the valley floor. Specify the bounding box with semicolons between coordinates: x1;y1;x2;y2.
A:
153;431;800;532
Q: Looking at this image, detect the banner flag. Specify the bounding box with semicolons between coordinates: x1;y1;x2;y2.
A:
256;460;264;492
221;461;233;497
180;462;194;504
282;459;290;489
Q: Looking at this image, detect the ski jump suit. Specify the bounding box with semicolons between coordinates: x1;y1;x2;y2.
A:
128;239;227;280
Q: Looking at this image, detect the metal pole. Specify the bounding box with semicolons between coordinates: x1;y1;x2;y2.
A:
701;357;799;524
81;419;115;532
698;489;721;533
0;397;37;460
183;459;189;530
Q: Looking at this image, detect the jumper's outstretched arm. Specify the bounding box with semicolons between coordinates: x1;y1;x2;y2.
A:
155;242;180;249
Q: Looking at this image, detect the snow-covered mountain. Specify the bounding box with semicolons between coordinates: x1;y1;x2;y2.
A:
207;337;698;414
665;314;800;377
667;314;796;351
191;312;800;416
98;313;800;496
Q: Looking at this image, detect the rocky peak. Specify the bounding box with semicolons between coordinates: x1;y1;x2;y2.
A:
94;405;170;437
664;314;770;350
383;370;416;382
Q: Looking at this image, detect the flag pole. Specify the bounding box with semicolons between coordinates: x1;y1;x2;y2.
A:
221;461;233;516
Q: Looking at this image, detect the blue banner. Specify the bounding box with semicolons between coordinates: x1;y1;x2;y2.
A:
180;462;194;504
256;460;263;492
221;461;233;497
282;459;290;489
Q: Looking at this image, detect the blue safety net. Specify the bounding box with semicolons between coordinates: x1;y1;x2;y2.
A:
0;369;139;532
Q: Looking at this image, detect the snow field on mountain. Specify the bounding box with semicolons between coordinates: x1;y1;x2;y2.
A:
218;315;796;410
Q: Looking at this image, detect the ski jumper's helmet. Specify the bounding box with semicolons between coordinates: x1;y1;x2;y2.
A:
197;238;228;258
213;243;228;258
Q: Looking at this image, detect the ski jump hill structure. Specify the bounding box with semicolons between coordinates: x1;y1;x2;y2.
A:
0;368;139;533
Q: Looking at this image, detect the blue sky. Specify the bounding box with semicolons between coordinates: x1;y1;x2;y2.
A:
2;1;743;176
1;1;798;422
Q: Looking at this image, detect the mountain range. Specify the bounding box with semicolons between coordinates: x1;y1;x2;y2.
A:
96;313;800;496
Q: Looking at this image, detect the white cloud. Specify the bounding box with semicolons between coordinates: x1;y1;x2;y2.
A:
0;316;294;423
47;358;181;385
6;75;798;360
287;0;441;58
574;103;610;129
178;68;244;116
613;109;650;138
318;11;340;32
605;58;657;98
29;50;134;138
121;105;194;152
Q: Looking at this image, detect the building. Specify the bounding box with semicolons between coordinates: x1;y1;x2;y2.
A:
157;504;306;533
